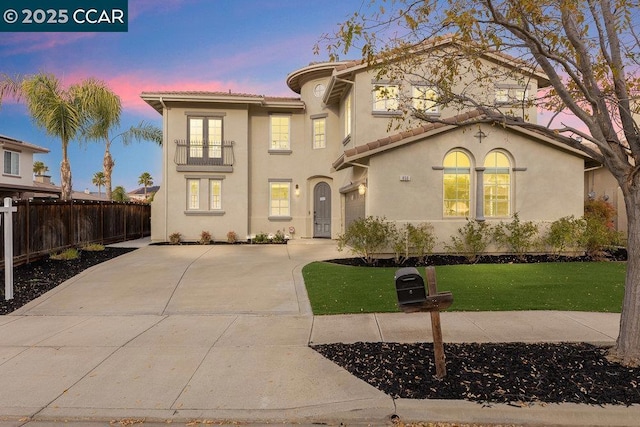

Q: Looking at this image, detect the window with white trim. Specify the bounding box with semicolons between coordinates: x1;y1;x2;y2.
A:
3;150;19;176
312;117;326;149
269;181;290;217
484;151;511;217
412;85;439;114
495;86;529;105
210;179;222;210
373;84;399;112
187;179;200;210
270;115;290;150
443;151;471;217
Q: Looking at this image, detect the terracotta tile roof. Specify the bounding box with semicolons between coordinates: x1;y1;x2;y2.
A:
342;109;485;159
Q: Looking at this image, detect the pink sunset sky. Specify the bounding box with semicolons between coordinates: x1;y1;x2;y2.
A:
0;0;367;193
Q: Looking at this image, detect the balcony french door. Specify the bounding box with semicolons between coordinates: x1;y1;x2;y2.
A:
188;117;223;164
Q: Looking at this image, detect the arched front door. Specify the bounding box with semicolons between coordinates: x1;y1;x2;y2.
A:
313;182;331;238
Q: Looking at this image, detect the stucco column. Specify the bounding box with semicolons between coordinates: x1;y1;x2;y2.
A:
475;167;485;221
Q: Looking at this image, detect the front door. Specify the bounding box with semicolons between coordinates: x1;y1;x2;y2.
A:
313;182;331;238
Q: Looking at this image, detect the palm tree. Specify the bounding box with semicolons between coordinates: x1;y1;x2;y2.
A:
19;74;100;200
112;185;128;202
78;80;162;200
32;160;49;176
138;172;153;199
92;171;106;196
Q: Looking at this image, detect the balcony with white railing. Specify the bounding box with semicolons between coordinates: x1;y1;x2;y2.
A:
174;140;234;172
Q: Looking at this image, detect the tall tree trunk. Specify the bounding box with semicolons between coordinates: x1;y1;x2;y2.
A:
104;141;114;200
60;158;72;201
60;142;72;201
610;188;640;366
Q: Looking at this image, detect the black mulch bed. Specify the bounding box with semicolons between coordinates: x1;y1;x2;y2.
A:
312;341;640;406
326;247;628;267
0;247;136;315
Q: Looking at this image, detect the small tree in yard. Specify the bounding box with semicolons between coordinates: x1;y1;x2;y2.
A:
337;216;392;265
323;0;640;366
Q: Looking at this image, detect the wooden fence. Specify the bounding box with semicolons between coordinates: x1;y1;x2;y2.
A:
0;199;151;268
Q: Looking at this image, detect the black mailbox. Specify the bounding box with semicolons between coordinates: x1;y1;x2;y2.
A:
395;267;427;305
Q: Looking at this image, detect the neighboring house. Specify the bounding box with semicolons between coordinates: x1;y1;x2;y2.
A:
129;185;160;202
141;38;596;248
0;134;60;199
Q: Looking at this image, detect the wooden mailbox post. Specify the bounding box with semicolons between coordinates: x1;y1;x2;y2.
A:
395;266;453;379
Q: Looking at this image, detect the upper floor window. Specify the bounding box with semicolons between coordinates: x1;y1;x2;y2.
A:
269;181;291;217
188;116;223;160
412;85;439;114
484;151;511;217
495;86;529;105
443;150;471;217
344;92;352;139
373;84;399;112
312;117;326;149
270;115;290;151
3;150;19;176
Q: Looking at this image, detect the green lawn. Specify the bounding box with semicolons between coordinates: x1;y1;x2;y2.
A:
302;261;627;315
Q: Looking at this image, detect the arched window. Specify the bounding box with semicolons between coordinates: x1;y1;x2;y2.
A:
484;151;511;217
443;151;471;217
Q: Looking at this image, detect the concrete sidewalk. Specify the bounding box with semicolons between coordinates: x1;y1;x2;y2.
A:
0;240;637;426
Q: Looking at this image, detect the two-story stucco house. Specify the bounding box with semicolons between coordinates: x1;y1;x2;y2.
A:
141;39;592;249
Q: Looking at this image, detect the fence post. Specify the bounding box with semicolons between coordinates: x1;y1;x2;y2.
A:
2;198;17;300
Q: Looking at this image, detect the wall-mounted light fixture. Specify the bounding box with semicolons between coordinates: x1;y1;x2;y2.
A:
358;183;366;195
295;184;300;197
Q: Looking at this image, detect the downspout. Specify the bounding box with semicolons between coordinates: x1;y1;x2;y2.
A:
160;97;169;241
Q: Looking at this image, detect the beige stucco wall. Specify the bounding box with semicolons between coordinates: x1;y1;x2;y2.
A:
151;102;250;242
364;125;585;251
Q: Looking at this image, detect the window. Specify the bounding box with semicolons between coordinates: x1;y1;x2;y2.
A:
270;115;290;150
187;179;200;210
269;181;290;217
3;150;19;175
312;117;326;149
373;84;399;112
484;152;511;217
443;151;471;217
412;86;439;114
344;92;352;139
210;179;222;210
495;86;529;104
188;116;223;161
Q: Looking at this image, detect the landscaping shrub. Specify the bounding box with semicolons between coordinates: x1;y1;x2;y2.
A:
445;219;493;263
337;216;392;265
227;231;238;243
253;232;269;244
198;230;212;245
169;232;182;245
544;215;584;256
581;198;623;258
272;229;287;244
81;243;105;252
493;213;539;260
50;248;80;260
390;222;437;264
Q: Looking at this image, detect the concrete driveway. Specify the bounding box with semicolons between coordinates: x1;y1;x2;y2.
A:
0;239;636;427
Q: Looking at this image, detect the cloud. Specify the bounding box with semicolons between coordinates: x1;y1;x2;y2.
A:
0;32;97;57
